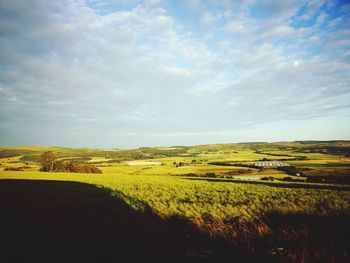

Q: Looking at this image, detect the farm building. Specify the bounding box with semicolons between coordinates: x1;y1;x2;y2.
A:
254;161;290;167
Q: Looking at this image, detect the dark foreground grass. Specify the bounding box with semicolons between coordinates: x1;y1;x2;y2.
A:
0;179;348;263
0;179;263;263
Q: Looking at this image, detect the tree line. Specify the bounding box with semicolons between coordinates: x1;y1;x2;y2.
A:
40;151;102;174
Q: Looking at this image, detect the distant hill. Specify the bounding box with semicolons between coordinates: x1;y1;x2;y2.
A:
1;140;350;164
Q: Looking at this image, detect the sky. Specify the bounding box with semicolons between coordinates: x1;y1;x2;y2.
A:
0;0;350;148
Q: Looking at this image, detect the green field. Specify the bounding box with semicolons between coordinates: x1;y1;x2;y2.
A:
1;141;350;262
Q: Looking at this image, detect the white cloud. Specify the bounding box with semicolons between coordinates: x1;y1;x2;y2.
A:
200;11;221;25
144;0;161;5
316;13;327;25
307;35;320;43
9;96;18;102
0;0;349;146
225;20;247;33
261;25;296;40
303;0;326;19
160;66;190;77
325;39;350;49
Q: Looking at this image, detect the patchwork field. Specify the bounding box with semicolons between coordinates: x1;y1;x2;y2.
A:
0;141;349;262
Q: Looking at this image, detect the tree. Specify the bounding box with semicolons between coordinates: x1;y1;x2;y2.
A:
40;151;57;172
39;151;102;174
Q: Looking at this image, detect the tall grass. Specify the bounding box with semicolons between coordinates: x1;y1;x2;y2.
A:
1;170;349;262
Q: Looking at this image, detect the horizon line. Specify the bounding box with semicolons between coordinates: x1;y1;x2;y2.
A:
1;139;349;150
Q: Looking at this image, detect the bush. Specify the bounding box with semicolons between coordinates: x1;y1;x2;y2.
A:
204;172;216;178
261;176;274;181
306;176;350;185
4;167;24;171
184;173;196;177
281;177;293;181
277;166;303;176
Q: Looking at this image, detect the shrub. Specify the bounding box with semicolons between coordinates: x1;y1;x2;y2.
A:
205;172;216;178
261;176;274;181
277;166;303;176
4;167;23;171
281;177;293;181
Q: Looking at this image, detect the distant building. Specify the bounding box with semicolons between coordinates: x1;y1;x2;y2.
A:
254;161;290;167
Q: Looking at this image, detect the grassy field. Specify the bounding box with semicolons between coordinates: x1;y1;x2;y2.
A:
1;141;350;262
1;171;349;262
1;179;240;263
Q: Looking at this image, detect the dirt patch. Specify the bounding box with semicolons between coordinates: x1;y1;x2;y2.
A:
126;161;162;166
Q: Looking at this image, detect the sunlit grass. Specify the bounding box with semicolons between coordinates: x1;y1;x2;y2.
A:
1;171;348;228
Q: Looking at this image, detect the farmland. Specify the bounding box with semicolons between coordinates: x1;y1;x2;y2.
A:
0;141;350;262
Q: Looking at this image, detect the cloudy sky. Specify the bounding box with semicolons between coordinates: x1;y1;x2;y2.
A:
0;0;349;148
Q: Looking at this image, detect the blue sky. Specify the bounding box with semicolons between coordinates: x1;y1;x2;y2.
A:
0;0;349;148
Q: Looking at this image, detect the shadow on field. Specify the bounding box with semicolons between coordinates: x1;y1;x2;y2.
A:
234;212;350;263
183;177;350;191
0;179;263;263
